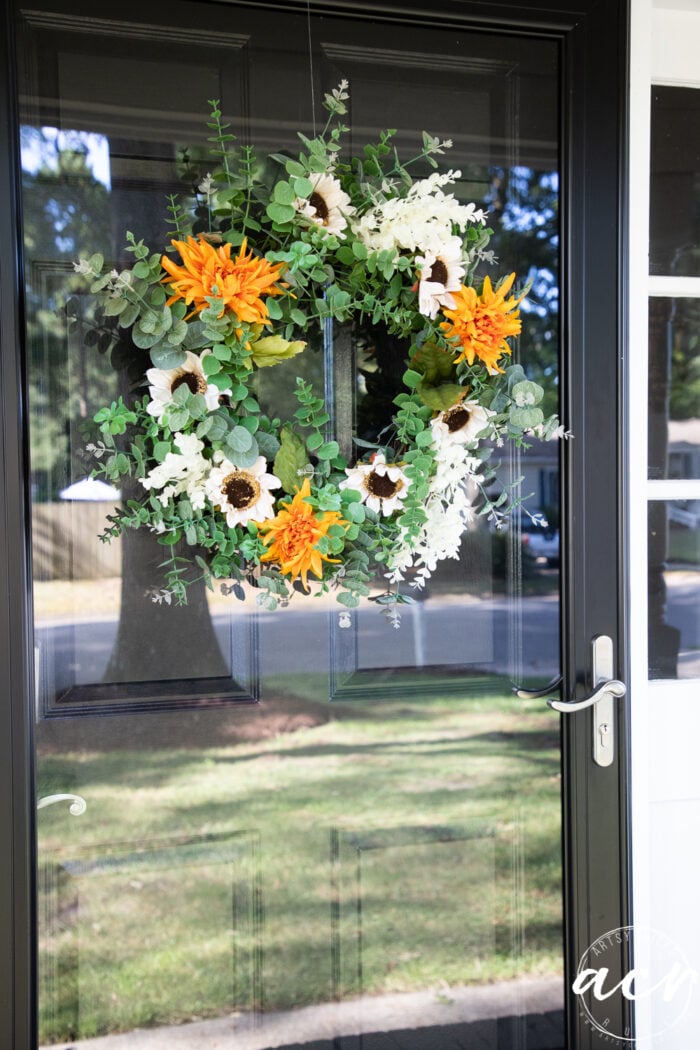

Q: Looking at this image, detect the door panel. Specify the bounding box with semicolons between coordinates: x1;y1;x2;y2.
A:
0;2;629;1049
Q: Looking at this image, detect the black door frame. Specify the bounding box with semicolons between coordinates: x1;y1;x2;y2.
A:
0;0;631;1046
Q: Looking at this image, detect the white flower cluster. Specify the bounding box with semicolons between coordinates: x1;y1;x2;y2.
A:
351;170;486;257
140;432;210;509
386;438;480;590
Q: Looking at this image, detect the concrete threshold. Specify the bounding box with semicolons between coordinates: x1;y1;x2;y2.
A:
46;975;563;1050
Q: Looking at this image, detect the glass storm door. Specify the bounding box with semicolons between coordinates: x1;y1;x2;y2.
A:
0;1;629;1048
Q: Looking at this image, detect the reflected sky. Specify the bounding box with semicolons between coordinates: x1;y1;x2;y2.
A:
21;126;111;188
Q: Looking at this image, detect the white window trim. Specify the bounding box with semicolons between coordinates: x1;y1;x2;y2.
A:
630;3;700;1043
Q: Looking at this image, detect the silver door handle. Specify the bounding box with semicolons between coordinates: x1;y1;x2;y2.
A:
545;635;625;768
37;793;87;816
547;678;626;712
513;676;563;700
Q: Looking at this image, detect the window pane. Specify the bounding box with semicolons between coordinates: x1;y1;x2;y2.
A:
648;501;700;678
648;297;700;480
650;85;700;277
20;7;564;1049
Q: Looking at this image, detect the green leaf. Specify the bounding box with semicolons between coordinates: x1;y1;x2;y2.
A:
227;425;254;453
132;321;162;350
416;380;465;411
227;441;260;469
196;416;214;439
411;342;455;383
251;334;305;368
509;406;544;429
102;296;128;317
166;319;188;346
284;159;307;177
150;346;187;370
317;440;340;461
306;432;323;451
153;441;171;462
118;302;140;329
337;592;360;608
201;353;222;376
414;429;433;448
402;369;422;390
273;426;309;494
273;181;296;205
266;202;296;225
167;408;188;431
511;379;544;406
240;415;259;434
292;176;313;198
183;321;210;350
344;501;366;524
255;430;281;460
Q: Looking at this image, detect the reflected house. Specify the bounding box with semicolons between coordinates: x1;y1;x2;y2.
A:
668;418;700;482
515;440;560;522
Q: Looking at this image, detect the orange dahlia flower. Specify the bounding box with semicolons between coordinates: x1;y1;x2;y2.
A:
258;479;347;590
440;272;525;374
161;235;285;323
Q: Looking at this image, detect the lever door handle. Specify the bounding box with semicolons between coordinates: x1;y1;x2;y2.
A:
544;635;625;768
547;678;626;713
37;793;87;816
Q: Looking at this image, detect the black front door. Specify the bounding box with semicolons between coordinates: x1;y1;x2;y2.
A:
0;2;630;1048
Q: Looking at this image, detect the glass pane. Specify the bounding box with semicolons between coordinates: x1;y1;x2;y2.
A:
648;502;700;678
650;85;700;277
20;6;564;1048
648;297;700;480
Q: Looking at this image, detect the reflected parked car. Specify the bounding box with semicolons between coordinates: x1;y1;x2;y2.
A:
668;500;700;529
520;519;560;567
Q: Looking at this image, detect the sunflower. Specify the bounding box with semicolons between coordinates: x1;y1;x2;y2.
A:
161;235;285;322
146;350;225;422
440;273;525;373
339;453;410;517
415;237;465;319
205;455;280;528
430;400;494;447
258;478;347;589
294;173;355;238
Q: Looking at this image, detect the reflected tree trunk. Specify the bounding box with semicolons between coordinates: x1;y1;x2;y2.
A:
103;136;228;685
104;492;227;682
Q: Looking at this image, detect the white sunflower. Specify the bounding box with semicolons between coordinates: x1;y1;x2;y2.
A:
430;400;494;447
339;453;410;517
205;455;280;528
294;173;355;238
415;237;465;319
146;350;225;422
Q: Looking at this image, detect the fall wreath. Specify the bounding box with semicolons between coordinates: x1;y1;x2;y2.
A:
76;84;562;621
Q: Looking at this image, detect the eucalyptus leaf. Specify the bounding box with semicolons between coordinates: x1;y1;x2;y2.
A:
509;406;544;429
255;430;281;460
226;440;259;469
183;321;210;350
227;425;255;453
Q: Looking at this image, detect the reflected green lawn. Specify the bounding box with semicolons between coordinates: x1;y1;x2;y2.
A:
37;688;562;1043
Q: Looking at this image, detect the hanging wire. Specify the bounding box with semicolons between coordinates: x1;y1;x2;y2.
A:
307;0;317;137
